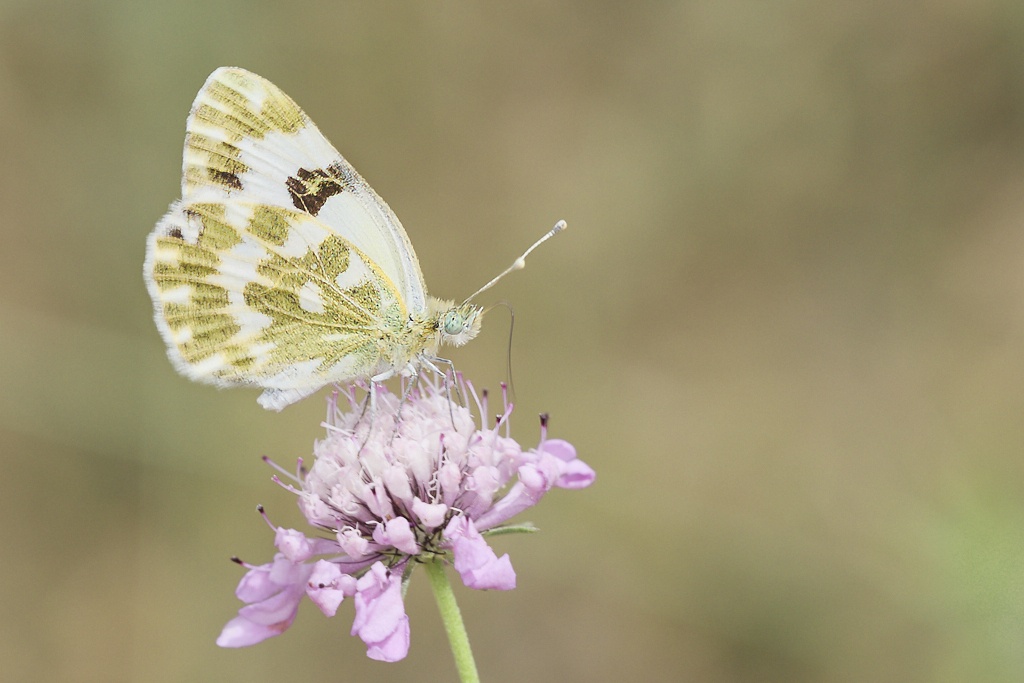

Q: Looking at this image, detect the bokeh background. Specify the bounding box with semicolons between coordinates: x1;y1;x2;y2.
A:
3;1;1024;681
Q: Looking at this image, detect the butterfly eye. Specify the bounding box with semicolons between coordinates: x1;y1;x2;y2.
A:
436;305;482;348
442;311;466;335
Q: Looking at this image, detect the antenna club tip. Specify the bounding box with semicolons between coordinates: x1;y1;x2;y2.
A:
466;220;563;300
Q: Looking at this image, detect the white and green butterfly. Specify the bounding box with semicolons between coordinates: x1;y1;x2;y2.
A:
144;67;563;410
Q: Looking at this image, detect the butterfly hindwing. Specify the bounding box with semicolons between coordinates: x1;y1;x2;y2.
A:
146;198;407;408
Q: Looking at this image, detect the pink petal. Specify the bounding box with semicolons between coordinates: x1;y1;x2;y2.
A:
267;553;310;586
556;458;596;489
445;516;516;590
382;464;414;504
217;612;296;647
364;617;411;662
274;528;315;561
218;581;305;648
466;465;501;500
471;481;542;530
306;560;356;617
237;584;304;626
337;527;370;558
537;439;595;489
234;565;277;603
412;498;448;529
536;438;576;461
362;478;395;519
351;562;411;661
219;554;312;648
372;517;419;555
438;460;463;505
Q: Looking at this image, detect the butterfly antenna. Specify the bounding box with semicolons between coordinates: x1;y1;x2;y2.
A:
506;303;517;403
462;220;567;304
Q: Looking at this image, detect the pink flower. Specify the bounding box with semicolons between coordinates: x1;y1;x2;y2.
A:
218;377;595;660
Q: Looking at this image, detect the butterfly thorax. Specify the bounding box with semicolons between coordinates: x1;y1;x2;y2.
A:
372;298;481;382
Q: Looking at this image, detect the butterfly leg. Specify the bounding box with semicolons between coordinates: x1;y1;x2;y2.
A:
419;355;464;426
353;382;374;424
364;366;404;424
421;355;465;407
352;381;394;453
397;371;422;413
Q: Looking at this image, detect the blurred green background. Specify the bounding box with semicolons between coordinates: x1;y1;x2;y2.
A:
3;1;1024;681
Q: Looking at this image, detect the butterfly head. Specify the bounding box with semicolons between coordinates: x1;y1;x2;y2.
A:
435;301;483;348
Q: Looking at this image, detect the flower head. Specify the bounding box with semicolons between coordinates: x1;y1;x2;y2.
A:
218;378;595;661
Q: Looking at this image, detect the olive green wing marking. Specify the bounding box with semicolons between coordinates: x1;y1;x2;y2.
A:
182;67;308;197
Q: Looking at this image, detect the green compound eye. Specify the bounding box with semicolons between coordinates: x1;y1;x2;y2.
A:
443;311;466;335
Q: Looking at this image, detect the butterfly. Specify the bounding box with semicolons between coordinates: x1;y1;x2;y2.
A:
144;67;564;410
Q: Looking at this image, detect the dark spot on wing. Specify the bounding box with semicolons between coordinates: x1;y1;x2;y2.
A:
286;164;345;216
168;227;183;239
209;169;243;190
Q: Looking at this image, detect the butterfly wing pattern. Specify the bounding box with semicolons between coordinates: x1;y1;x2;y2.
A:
145;67;481;410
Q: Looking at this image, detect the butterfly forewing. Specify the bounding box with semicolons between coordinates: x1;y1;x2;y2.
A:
181;67;427;311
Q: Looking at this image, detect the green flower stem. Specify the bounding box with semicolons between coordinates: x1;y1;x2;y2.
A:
425;560;480;683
